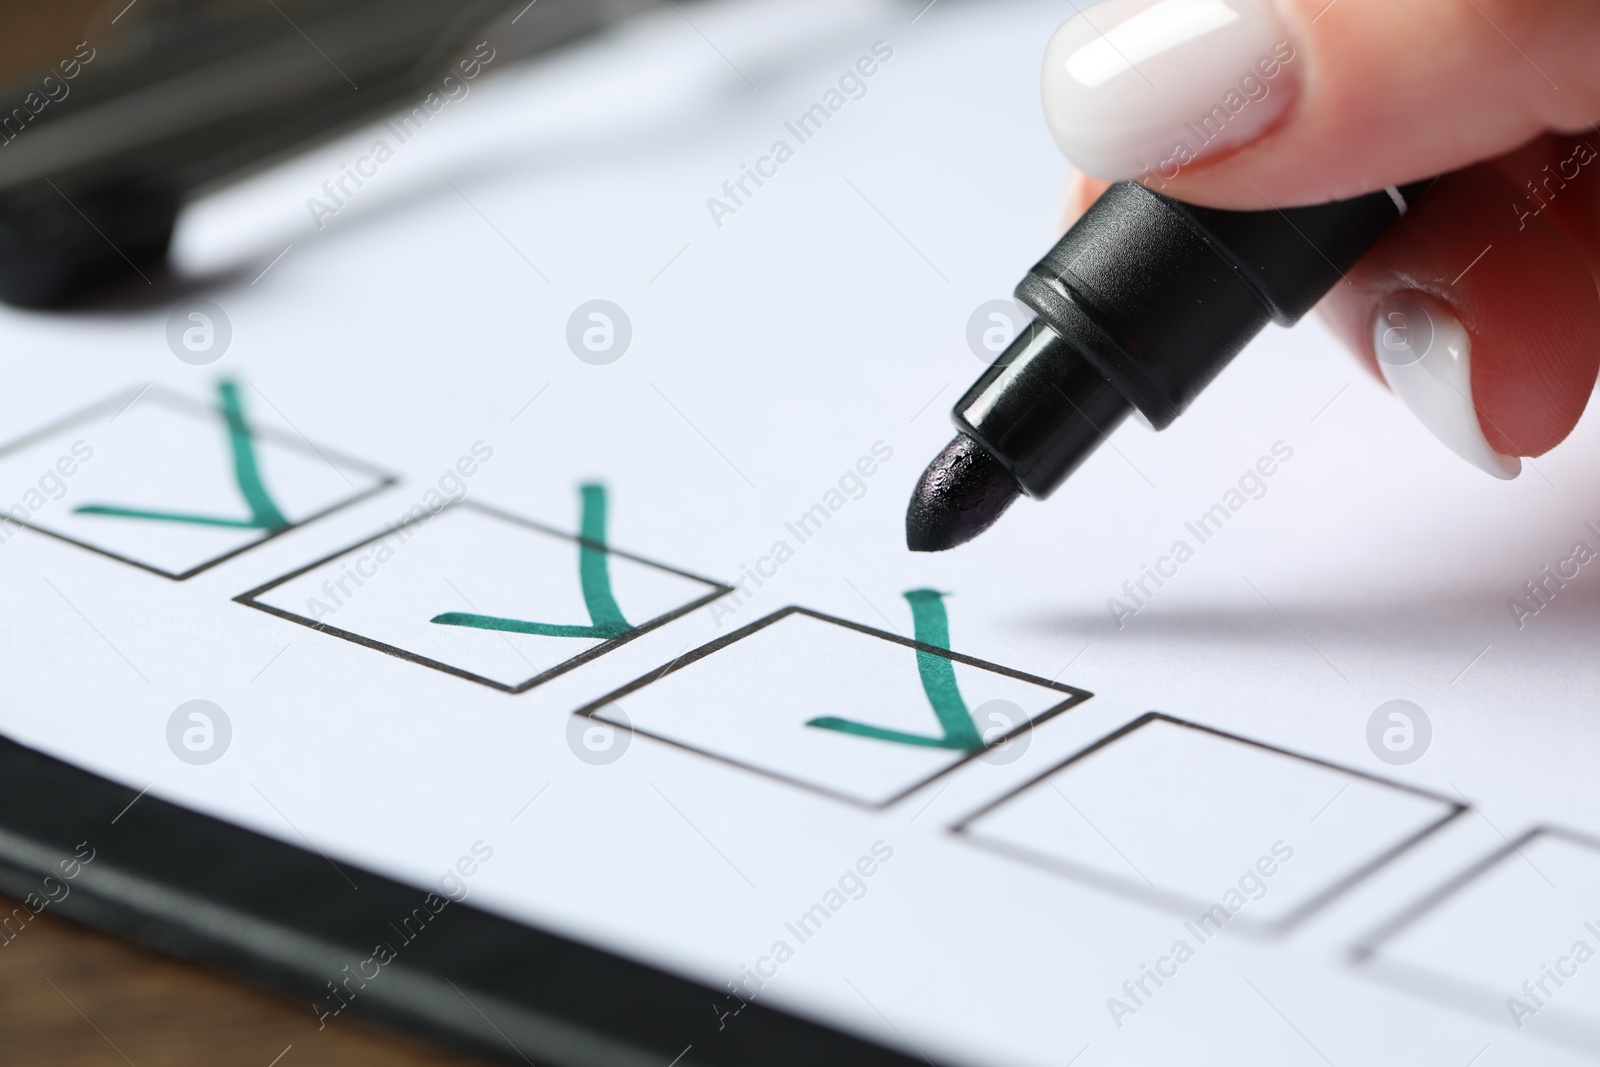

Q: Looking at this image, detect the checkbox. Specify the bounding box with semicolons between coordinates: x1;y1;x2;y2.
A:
954;714;1463;933
575;597;1092;808
1356;827;1600;1047
237;492;729;693
0;382;394;579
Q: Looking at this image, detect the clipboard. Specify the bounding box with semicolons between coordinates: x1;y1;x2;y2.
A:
0;730;929;1066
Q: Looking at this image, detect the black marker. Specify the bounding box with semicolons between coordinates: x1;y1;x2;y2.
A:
906;179;1432;552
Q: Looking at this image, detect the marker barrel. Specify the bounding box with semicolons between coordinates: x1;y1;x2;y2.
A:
953;179;1430;499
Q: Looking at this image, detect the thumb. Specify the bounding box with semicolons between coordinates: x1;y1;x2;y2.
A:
1041;0;1600;209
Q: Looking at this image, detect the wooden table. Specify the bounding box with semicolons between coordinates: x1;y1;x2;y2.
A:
0;896;495;1067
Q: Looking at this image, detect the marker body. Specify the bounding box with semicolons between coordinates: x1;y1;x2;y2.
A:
951;180;1430;501
953;321;1131;498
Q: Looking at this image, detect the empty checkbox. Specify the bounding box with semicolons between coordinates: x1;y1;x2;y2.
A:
1356;827;1600;1050
954;714;1463;933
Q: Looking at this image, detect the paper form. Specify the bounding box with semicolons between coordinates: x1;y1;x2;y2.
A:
2;0;1599;1063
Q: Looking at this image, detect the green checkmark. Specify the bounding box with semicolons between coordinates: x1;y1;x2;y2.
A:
805;588;986;751
430;484;633;640
75;380;289;531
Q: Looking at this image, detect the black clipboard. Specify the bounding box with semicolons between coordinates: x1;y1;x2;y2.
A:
0;732;933;1066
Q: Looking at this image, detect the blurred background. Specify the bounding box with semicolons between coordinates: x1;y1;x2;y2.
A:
0;0;660;307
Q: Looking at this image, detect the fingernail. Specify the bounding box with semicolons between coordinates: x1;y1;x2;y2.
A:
1040;0;1299;181
1373;292;1520;480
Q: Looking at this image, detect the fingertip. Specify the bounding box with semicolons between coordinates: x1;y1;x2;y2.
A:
1319;163;1600;463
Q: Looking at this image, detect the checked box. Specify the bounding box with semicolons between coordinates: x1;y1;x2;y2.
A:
0;381;394;579
574;593;1092;808
238;488;730;693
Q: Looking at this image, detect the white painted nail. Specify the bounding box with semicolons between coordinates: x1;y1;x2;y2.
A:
1374;293;1520;480
1040;0;1299;182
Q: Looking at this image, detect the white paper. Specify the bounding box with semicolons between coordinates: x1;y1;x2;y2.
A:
2;1;1598;1063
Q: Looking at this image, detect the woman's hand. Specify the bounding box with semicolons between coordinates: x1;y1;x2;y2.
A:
1045;0;1600;477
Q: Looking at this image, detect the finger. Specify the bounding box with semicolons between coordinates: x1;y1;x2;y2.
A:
1040;0;1600;209
1057;170;1114;233
1490;133;1600;282
1317;161;1600;475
